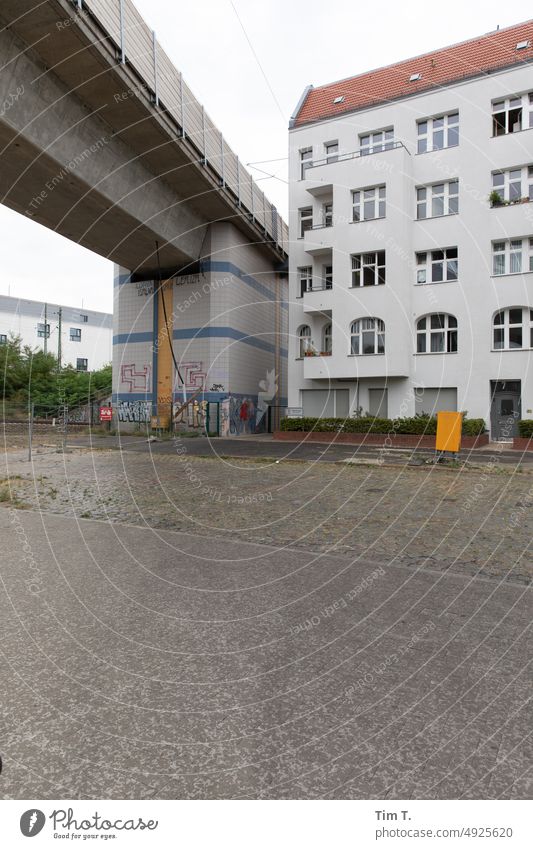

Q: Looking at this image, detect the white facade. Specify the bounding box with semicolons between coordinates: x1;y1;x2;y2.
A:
0;295;112;371
288;59;533;439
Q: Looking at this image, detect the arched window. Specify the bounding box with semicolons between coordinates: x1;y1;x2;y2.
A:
322;323;332;354
417;314;457;353
493;307;533;350
350;318;385;355
298;325;312;357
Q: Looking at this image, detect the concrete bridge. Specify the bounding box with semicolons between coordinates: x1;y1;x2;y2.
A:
0;0;288;426
0;0;287;274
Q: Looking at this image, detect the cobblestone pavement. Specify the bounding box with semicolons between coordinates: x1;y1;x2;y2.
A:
0;508;530;800
1;442;533;585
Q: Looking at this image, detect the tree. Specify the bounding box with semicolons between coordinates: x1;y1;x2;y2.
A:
0;334;111;415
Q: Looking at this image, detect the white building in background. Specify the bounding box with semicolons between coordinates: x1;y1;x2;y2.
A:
288;20;533;440
0;294;112;371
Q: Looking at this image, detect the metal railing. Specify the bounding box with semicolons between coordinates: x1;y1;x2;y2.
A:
306;140;410;171
298;279;333;296
73;0;288;255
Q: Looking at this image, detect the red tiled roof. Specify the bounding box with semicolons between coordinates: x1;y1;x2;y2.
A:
293;20;533;127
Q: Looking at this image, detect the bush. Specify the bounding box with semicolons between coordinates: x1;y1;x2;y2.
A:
518;420;533;438
280;415;486;437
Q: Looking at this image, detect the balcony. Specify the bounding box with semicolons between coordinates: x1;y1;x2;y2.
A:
488;195;533;239
304;140;411;192
303;352;334;380
303;222;334;255
301;279;334;313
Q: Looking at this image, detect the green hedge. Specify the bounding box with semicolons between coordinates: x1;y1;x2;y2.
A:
280;415;486;437
518;420;533;438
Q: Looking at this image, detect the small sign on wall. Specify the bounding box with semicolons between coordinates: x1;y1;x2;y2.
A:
99;407;113;423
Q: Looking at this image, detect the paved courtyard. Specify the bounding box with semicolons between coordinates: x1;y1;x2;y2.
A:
0;439;531;798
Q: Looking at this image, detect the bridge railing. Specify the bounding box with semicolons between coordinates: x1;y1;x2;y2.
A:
74;0;288;256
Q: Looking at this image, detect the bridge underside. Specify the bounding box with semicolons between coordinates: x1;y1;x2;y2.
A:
0;0;283;276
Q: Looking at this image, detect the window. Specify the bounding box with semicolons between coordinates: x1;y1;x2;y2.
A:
417;112;459;153
299;207;313;237
416;314;458;353
352;185;386;222
351;251;386;287
298;266;312;297
300;147;313;179
492;238;533;275
492;92;533;136
325;141;339;163
493;308;533;349
80;313;88;323
70;327;82;342
323;264;333;290
492;165;533;203
37;322;50;338
76;358;88;371
416;180;459;219
359;128;394;155
350;318;385;355
298;325;312;357
416;248;458;284
0;334;6;344
322;323;332;354
323;202;333;227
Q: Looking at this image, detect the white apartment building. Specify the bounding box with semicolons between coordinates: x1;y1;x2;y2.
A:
0;295;112;372
288;20;533;439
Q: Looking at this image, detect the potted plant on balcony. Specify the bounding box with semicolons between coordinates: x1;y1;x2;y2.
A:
489;190;504;207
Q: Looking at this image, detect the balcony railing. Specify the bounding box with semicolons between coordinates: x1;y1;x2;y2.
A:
298;279;333;297
77;0;288;255
306;140;410;171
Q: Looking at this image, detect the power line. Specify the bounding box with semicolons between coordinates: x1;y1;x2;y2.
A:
247;164;288;184
228;0;286;122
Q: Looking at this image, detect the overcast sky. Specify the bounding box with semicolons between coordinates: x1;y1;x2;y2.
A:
2;0;531;313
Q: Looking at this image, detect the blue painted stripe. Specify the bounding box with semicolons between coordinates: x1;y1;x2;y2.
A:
113;331;153;344
200;261;288;310
113;393;288;405
112;393;152;402
114;326;287;358
115;260;288;310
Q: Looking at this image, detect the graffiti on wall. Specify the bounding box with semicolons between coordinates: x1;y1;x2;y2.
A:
174;399;207;430
136;282;153;297
256;369;278;433
229;397;256;436
120;363;151;393
176;362;207;390
118;401;151;423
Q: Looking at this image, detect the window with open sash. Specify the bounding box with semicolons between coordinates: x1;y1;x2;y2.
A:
351;251;386;287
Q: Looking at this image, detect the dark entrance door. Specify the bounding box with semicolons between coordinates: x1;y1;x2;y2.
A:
490;381;521;440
